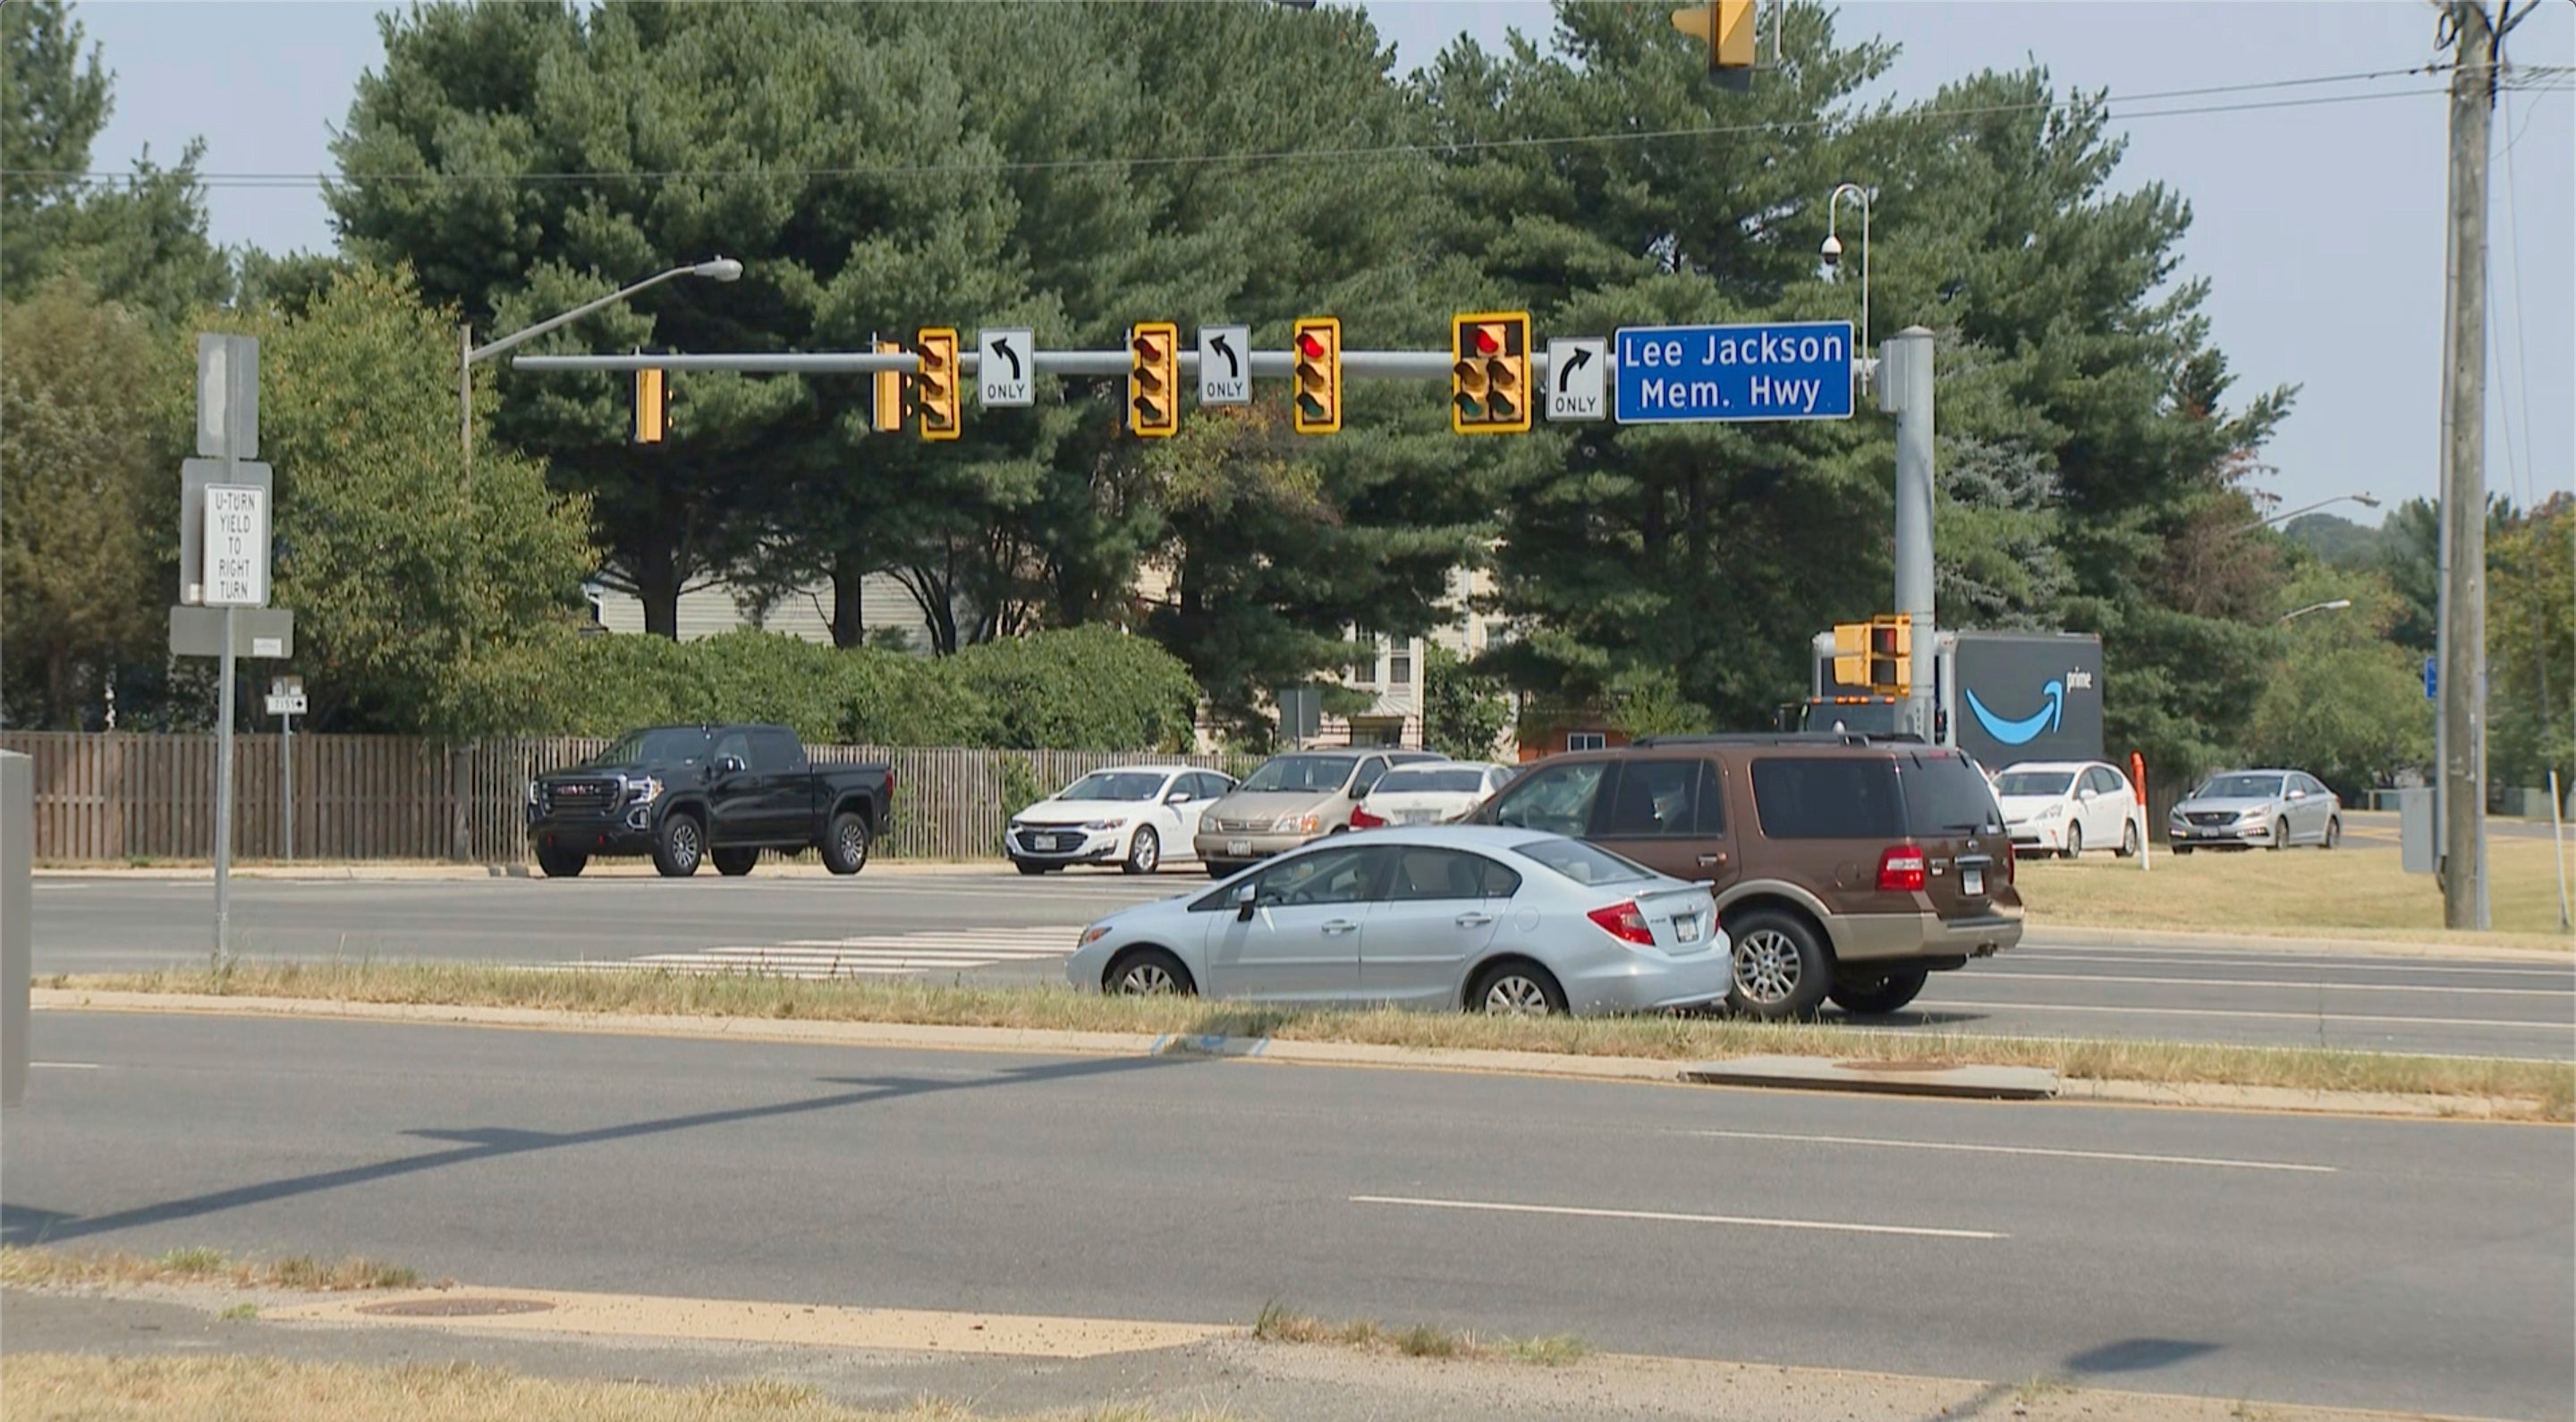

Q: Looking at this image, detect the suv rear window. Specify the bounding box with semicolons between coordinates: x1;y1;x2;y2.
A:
1750;758;1905;839
1902;753;2005;835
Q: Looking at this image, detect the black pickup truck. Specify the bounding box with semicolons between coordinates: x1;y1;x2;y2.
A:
527;724;894;879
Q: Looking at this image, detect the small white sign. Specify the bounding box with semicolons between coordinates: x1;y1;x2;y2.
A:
202;484;268;607
250;637;284;658
1546;338;1608;421
978;328;1033;408
1198;325;1250;406
264;693;307;716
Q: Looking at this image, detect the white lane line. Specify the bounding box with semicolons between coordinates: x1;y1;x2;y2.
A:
30;1061;102;1070
1350;1194;2004;1240
2008;952;2572;978
1932;999;2572;1030
1679;1129;2336;1174
1970;971;2570;998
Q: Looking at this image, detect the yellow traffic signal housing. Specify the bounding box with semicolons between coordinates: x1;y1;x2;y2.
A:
1128;321;1179;437
1830;622;1869;689
915;327;961;441
1868;614;1912;694
1291;317;1342;435
870;339;906;435
1451;311;1530;435
632;366;667;445
1670;0;1757;85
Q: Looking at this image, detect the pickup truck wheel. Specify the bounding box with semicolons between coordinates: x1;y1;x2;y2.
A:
652;814;704;878
1828;965;1929;1016
1725;909;1831;1020
823;811;871;876
711;847;758;877
536;846;587;879
1123;826;1160;876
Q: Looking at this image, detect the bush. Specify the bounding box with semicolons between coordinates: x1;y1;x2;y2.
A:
948;624;1202;751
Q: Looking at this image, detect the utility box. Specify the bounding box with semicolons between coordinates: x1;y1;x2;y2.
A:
3;750;30;1108
2399;787;2436;876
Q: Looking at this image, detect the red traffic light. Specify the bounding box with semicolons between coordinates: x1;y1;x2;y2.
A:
1296;330;1327;360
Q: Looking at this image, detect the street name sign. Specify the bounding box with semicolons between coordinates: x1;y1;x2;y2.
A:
265;691;308;716
978;328;1033;408
1198;325;1250;406
1545;337;1607;421
1613;320;1855;423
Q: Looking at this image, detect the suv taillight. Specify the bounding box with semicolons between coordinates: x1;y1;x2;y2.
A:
1350;805;1386;830
1586;901;1657;946
1877;847;1928;893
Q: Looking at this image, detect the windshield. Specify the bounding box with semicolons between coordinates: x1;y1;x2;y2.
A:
584;728;709;768
1513;837;1653;886
1996;771;2074;798
1375;768;1487;795
1056;771;1167;802
2198;774;2284;800
1241;755;1357;794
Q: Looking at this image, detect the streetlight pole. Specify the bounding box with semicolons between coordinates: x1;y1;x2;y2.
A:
1823;182;1871;381
2228;492;2380;538
2278;598;2353;625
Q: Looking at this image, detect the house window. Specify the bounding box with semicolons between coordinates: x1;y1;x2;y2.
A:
1349;628;1377;686
1567;732;1608;752
1389;639;1414;688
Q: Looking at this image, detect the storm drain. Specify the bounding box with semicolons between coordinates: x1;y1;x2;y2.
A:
357;1297;555;1318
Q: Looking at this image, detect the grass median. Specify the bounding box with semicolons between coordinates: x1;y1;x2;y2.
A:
55;960;2574;1120
0;1246;421;1292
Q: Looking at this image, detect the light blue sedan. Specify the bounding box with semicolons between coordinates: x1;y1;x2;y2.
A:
1065;825;1728;1016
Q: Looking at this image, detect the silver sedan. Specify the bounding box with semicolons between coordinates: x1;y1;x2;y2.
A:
1065;825;1728;1016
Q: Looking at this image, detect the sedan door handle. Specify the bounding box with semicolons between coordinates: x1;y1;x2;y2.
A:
1322;919;1360;935
1453;912;1495;928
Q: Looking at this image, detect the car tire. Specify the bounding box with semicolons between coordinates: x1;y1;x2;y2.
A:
536;846;587;879
711;847;759;877
1469;959;1567;1017
651;813;704;878
1123;826;1160;876
1015;860;1052;876
2266;826;2286;851
1725;909;1832;1020
1105;947;1196;997
2322;817;2342;850
2116;821;2140;859
1828;964;1930;1016
2061;823;2084;860
822;811;870;876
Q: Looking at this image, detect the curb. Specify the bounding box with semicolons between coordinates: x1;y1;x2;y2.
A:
1678;1054;2058;1100
29;989;2555;1122
34;859;1028;883
2025;925;2572;962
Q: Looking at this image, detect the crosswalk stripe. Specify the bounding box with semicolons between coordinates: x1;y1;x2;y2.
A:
543;925;1089;980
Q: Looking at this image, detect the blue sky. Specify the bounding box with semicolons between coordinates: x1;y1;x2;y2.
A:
68;1;2576;524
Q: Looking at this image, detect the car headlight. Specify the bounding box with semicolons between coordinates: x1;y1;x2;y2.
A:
2036;803;2063;821
1082;818;1127;832
1274;814;1320;834
1007;819;1026;832
525;780;540;808
626;775;664;806
2235;808;2267;823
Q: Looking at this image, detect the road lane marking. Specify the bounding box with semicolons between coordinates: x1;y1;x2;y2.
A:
30;1061;101;1070
1930;999;2571;1030
1968;970;2571;997
1678;1129;2335;1173
2009;952;2572;978
542;926;1088;980
1350;1194;2004;1240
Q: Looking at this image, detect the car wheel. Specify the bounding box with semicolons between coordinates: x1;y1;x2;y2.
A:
1828;964;1929;1015
2116;821;2140;859
711;846;758;877
2322;817;2342;850
1469;960;1566;1017
536;846;587;879
2060;823;2084;860
1105;947;1195;997
1015;860;1052;876
651;814;703;878
2266;825;2286;851
1725;909;1831;1020
1123;826;1160;876
822;811;871;876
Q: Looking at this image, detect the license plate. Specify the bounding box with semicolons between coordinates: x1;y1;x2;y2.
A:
1675;915;1702;943
1226;840;1252;858
1046;835;1071;851
1962;867;1986;896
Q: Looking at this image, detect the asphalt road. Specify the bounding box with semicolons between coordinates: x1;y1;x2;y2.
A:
38;872;2574;1059
4;1011;2568;1419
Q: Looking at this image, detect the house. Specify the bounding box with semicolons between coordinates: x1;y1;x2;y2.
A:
583;575;936;649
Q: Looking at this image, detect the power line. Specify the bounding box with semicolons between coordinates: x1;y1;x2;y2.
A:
5;62;2462;192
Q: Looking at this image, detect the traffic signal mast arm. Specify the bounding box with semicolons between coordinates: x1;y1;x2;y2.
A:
515;348;1557;381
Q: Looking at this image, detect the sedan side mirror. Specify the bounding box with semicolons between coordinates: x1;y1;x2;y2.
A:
2287;789;2306;800
1233;882;1258;921
1165;790;1191;805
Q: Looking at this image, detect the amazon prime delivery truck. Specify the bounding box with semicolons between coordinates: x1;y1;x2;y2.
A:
1799;629;2105;770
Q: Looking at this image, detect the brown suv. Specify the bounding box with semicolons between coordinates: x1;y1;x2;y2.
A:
1468;734;2021;1019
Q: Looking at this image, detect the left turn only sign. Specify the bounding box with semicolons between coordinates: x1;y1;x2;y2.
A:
979;328;1033;408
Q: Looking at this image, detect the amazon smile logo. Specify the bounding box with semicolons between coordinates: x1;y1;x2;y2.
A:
1965;681;2065;746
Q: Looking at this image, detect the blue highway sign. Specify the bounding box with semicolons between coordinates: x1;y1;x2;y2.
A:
1614;320;1855;423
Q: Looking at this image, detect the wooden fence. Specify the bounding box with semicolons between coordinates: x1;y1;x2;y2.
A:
0;732;1255;865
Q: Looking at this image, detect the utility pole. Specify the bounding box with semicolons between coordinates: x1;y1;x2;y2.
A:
1882;326;1937;741
2434;0;2525;928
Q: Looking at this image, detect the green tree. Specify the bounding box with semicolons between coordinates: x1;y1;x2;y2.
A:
1422;642;1509;759
2487;494;2572;794
2241;565;2431;799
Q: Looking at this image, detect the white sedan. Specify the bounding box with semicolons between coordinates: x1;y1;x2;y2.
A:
1994;760;2145;859
1007;766;1237;876
1350;762;1517;828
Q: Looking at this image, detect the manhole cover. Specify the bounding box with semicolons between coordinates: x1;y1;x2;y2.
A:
1833;1060;1960;1073
358;1297;555;1318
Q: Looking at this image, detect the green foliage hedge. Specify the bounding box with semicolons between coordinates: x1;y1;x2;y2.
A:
467;625;1200;751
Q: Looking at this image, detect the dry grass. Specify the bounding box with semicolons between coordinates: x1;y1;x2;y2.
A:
0;1246;421;1292
1252;1301;1584;1366
2021;835;2576;946
57;959;2574;1119
0;1355;1232;1422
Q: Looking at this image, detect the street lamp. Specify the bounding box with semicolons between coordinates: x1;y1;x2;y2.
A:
2229;492;2379;537
458;257;742;487
1823;182;1871;377
2279;598;2353;624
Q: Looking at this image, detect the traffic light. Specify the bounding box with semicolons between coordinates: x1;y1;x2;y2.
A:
914;327;960;441
1450;311;1530;435
1291;317;1341;435
1831;622;1869;690
1128;321;1179;437
1670;0;1757;88
870;338;905;435
1868;614;1912;694
632;366;667;445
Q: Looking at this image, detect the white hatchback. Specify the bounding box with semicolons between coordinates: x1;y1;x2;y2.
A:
1351;762;1516;830
1994;760;2145;859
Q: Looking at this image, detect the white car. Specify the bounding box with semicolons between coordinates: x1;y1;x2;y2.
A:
1993;760;2145;859
1351;762;1516;829
1007;766;1237;876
